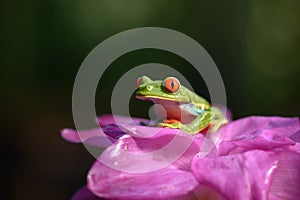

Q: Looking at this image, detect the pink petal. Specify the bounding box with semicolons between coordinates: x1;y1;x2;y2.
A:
97;114;149;127
213;117;299;156
289;142;300;154
61;128;113;148
191;150;279;200
88;164;199;200
62;114;203;148
72;186;104;200
218;116;299;142
76;181;215;200
289;130;300;143
61;115;155;147
87;130;204;199
269;151;300;200
217;129;296;156
97;128;204;172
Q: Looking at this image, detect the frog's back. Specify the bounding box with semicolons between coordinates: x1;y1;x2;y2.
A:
184;87;210;110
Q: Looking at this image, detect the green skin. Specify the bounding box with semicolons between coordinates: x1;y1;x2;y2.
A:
135;76;228;134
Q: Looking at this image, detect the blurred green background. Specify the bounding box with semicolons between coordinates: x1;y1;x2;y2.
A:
1;1;299;199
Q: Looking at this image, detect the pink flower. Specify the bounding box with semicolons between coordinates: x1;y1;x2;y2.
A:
62;115;300;200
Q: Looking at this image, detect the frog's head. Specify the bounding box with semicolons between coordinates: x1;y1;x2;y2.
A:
135;76;190;103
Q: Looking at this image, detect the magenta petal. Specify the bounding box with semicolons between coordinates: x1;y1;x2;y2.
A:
61;115;148;146
88;163;199;200
61;128;82;143
86;130;203;199
289;130;300;143
61;128;113;148
97;114;150;127
72;186;104;200
269;151;300;200
217;129;296;156
191;150;278;200
218;116;299;142
214;117;299;156
98;129;203;172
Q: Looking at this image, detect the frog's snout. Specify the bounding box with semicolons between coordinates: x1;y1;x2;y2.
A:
146;85;153;91
136;84;153;95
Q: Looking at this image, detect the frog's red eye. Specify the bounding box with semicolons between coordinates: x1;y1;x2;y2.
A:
163;77;180;93
136;77;142;88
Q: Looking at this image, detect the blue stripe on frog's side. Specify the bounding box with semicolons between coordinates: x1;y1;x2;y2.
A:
180;103;204;117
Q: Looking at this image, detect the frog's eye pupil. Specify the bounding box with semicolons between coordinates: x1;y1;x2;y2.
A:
163;77;180;93
171;81;175;88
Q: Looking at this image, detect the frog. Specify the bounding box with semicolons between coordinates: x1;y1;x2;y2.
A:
135;75;228;134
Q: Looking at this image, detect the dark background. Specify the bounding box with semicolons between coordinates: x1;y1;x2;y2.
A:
1;1;299;199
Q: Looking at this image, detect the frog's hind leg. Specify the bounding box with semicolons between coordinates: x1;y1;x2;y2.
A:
208;106;228;133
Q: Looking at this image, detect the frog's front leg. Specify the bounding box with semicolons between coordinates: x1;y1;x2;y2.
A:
158;111;214;135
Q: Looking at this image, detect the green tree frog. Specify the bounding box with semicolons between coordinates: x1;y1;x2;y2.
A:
135;76;228;134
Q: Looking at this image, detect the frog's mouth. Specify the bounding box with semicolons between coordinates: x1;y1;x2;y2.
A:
136;95;181;106
136;94;177;102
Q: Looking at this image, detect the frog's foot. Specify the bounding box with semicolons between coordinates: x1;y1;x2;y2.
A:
140;121;149;126
157;121;181;129
141;119;160;127
208;118;228;133
208;106;228;133
163;119;181;124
